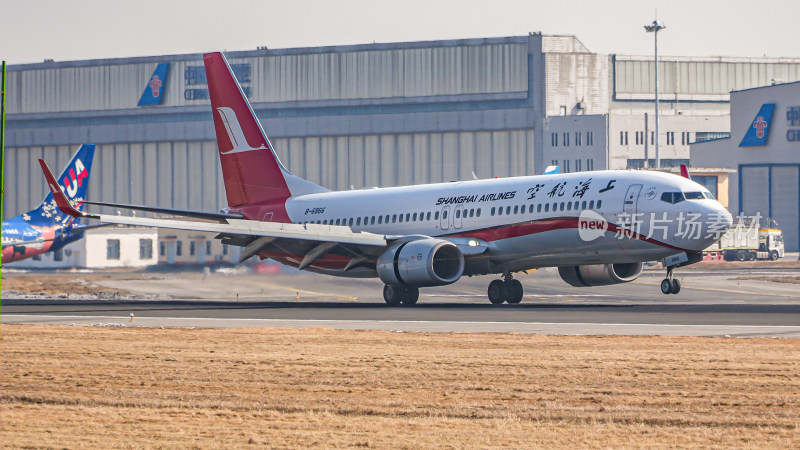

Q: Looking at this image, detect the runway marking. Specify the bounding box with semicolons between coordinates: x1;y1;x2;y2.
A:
241;280;358;301
636;282;800;298
5;315;800;330
421;293;613;298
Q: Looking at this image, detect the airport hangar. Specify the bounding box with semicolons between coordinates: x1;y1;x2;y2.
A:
5;33;800;259
692;81;800;252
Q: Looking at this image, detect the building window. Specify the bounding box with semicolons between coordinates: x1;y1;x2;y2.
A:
551;133;558;147
564;160;570;173
626;158;690;169
563;132;570;147
695;131;730;142
176;241;183;256
619;131;628;145
587;159;594;171
107;239;120;260
575;132;582;146
140;239;153;259
160;241;165;256
222;244;229;255
666;131;675;145
650;131;655;144
587;131;593;145
681;131;692;145
206;241;212;255
692;175;719;199
190;241;196;256
576;159;582;172
53;248;63;262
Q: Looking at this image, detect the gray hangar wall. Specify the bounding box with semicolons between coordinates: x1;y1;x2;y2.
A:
4;37;540;218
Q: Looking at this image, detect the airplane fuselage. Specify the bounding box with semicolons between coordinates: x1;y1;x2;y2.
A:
252;170;732;275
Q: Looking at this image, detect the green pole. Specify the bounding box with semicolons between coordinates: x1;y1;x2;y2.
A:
1;61;6;284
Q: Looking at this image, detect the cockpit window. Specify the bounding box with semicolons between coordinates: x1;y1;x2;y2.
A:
703;192;715;200
660;192;684;204
684;192;705;200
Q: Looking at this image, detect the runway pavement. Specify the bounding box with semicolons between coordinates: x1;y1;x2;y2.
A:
3;266;799;337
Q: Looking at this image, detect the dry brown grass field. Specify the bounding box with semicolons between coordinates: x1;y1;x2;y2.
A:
1;325;799;448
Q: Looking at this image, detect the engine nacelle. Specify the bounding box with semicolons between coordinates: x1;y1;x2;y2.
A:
558;262;643;287
377;239;464;287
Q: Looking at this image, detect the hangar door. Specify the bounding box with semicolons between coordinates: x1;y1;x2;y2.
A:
740;165;800;252
769;166;799;252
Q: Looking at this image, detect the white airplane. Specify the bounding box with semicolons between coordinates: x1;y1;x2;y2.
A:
40;52;733;305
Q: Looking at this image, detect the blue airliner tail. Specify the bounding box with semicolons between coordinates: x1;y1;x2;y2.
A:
29;144;95;225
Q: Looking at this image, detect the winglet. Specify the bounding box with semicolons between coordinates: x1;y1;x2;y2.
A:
679;164;691;179
39;159;96;219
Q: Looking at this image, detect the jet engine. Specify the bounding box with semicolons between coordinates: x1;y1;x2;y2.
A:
558;262;643;287
377;239;464;287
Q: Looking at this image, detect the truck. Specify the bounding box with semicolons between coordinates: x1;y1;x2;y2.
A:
704;220;785;261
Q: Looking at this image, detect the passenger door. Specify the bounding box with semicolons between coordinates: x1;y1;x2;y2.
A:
623;184;642;215
440;206;450;230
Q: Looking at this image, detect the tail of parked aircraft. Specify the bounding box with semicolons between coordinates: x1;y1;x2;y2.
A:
203;52;327;222
30;144;95;225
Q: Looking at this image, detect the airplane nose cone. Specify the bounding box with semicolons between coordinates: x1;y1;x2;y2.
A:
702;201;733;246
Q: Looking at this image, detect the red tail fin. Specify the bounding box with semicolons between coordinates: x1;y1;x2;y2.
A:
204;52;292;218
679;164;691;179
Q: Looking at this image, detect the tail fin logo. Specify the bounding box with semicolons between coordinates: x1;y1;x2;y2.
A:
216;107;267;154
149;75;163;97
739;103;775;147
62;158;88;197
137;63;169;107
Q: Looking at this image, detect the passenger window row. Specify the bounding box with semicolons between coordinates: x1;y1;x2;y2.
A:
297;199;604;227
300;208;483;227
490;200;602;216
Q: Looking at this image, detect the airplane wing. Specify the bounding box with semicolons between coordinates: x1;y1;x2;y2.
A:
39;159;390;267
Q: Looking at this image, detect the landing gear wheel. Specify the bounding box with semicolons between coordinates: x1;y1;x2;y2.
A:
383;285;403;306
660;279;673;295
670;279;681;294
488;280;506;304
401;287;419;305
506;279;524;304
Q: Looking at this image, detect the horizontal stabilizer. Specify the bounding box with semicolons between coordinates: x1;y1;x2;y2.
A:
39;159;96;219
82;200;244;222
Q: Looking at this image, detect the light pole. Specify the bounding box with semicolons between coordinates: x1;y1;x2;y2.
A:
644;19;665;169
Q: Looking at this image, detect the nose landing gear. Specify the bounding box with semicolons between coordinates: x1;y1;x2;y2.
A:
487;273;524;304
660;267;681;295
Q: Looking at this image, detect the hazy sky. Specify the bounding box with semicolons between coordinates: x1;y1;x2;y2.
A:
1;0;796;65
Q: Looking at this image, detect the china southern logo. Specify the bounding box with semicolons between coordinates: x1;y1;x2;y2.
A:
137;63;169;107
578;210;608;242
739;103;775;147
149;75;162;97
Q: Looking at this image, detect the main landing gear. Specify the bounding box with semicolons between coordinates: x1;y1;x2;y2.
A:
660;267;681;295
487;273;524;304
383;284;419;306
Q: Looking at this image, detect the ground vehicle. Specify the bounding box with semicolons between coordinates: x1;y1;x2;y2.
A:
705;220;784;261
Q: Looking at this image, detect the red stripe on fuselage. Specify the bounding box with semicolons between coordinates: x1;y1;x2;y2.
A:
445;216;689;252
255;216;690;272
